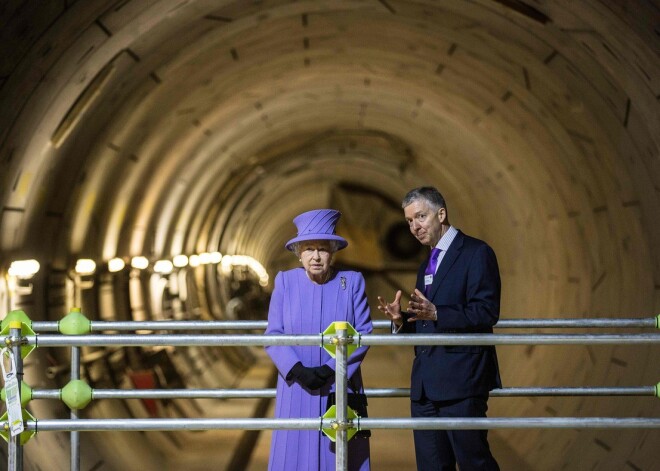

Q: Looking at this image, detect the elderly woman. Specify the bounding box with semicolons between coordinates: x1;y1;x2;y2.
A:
265;209;372;471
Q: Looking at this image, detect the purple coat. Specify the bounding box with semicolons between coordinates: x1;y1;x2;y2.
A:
265;268;372;471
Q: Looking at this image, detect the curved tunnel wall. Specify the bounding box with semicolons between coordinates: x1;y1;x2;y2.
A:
0;1;658;469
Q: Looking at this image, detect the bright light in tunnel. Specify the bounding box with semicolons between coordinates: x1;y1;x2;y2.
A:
220;255;233;274
154;260;174;274
188;255;200;267
130;256;149;270
209;251;222;263
7;259;40;279
172;255;188;268
220;255;269;286
108;257;125;272
75;259;96;275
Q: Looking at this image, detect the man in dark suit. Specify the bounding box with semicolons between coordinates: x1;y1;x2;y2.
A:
378;186;501;471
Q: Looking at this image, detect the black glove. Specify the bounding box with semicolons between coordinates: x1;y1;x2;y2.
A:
287;362;330;390
312;365;334;381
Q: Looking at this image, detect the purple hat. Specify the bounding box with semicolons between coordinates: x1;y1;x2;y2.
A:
285;209;348;251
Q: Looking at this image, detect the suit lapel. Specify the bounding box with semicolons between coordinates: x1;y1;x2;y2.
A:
427;231;464;300
416;262;426;292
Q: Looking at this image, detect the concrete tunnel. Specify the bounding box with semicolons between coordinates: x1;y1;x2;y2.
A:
0;0;659;469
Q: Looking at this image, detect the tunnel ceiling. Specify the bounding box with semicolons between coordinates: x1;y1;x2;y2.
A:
0;0;656;275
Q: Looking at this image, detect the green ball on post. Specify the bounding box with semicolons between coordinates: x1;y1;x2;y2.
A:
61;379;93;410
59;307;91;335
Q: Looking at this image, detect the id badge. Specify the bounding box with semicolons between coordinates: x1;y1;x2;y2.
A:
424;274;433;287
1;349;24;436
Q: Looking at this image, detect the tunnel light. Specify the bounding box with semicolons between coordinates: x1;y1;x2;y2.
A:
172;255;188;268
108;257;126;272
220;255;234;274
154;260;174;274
131;256;149;270
220;255;269;286
188;255;200;267
199;252;212;264
7;259;40;279
209;251;222;263
75;259;97;275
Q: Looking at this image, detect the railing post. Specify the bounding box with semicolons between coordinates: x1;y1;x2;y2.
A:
8;322;23;471
334;322;348;471
59;306;91;471
70;345;81;471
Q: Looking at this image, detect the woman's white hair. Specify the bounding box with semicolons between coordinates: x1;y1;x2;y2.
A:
290;240;340;257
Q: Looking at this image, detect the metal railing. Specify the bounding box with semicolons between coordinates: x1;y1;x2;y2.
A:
2;313;660;471
28;385;658;400
29;317;660;331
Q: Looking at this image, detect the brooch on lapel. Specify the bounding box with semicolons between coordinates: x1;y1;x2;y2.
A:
340;276;346;290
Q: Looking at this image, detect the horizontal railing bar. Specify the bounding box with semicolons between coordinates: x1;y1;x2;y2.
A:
32;390;62;399
359;333;660;346
27;333;660;348
30;386;657;401
32;321;273;332
357;417;660;429
490;387;657;397
23;417;660;432
366;387;659;397
30;317;658;332
28;418;321;432
90;389;276;400
494;318;657;329
30;334;321;347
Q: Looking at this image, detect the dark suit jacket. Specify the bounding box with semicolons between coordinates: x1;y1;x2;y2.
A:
401;230;502;401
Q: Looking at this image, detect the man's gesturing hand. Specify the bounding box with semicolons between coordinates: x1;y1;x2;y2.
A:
407;289;437;322
377;290;403;327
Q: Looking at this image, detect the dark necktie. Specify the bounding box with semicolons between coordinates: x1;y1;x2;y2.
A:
424;248;441;296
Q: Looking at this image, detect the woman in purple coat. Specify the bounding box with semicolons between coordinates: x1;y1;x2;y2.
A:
265;209;372;471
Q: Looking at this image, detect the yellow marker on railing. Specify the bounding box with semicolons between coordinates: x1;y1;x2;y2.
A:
0;409;36;445
322;322;358;358
321;405;359;442
0;314;35;358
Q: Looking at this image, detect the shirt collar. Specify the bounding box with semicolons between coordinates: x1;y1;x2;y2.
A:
435;225;458;252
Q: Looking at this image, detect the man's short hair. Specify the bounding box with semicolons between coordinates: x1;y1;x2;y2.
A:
402;186;446;212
